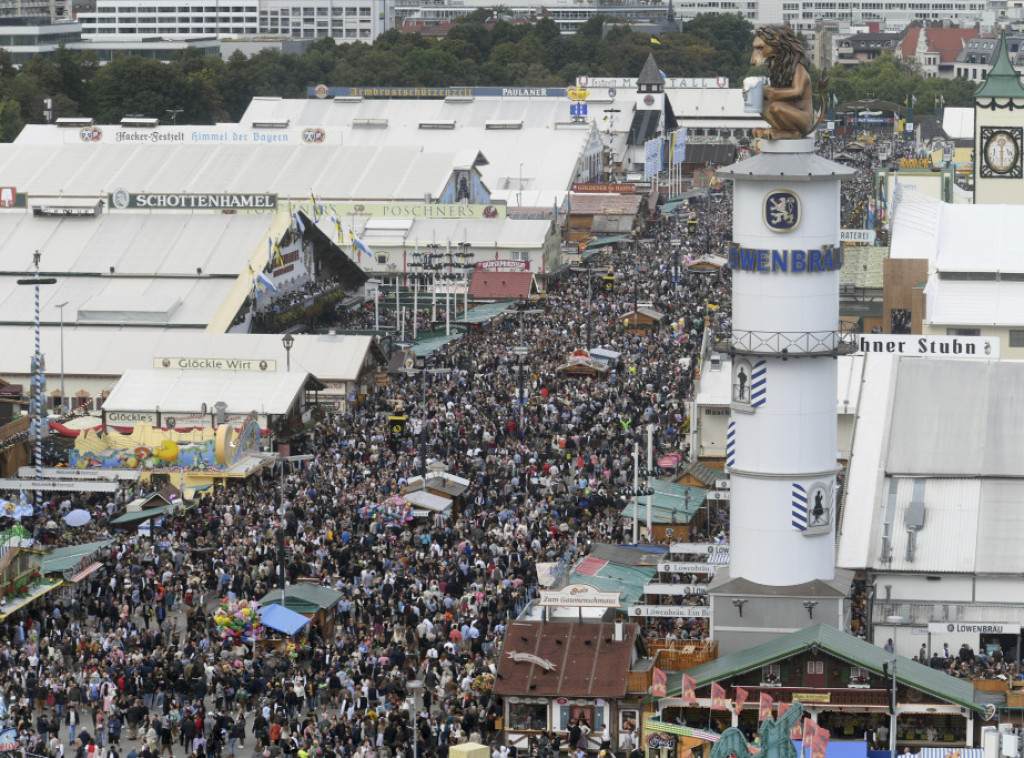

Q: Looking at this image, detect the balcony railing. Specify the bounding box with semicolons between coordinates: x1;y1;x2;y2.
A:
714;321;860;357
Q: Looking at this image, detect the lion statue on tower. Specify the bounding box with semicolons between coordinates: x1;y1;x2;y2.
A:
750;25;829;139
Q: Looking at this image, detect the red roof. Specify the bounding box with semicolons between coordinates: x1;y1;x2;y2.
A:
901;27;979;63
468;271;534;300
493;621;637;698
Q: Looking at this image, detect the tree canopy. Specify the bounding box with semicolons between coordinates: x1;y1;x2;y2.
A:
0;14;977;139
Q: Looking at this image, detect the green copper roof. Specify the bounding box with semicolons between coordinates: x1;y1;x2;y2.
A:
663;623;982;713
976;27;1024;99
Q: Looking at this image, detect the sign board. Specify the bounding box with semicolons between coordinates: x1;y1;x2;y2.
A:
538;582;622;608
643;583;708;596
475;259;530;272
0;727;19;752
628;605;711;618
109;192;277;211
571;183;640;194
576;76;728;90
106;411;157;425
793;692;831;704
852;334;999;358
154;357;277;372
659;562;719;573
669;542;730;556
927;622;1021;635
331;201;505;220
310;86;567;99
840;229;877;244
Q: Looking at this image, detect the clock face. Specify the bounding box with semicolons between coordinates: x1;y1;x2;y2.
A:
980;126;1024;178
986;131;1018;173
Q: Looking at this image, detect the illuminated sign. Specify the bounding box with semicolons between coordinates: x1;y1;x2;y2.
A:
727;243;844;273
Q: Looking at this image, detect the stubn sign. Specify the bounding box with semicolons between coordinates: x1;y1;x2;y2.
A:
853;335;999;358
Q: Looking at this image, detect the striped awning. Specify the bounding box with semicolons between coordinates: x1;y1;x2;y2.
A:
69;561;103;583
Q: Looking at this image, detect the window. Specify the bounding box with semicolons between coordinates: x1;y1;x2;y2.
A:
850;666;869;684
1010;330;1024;348
509;703;547;731
762;664;781;684
559;705;605;731
806;660;824;674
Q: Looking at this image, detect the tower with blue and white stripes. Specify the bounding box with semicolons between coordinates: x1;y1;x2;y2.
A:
717;139;855;590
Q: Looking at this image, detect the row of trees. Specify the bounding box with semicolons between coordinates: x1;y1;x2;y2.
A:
0;12;979;141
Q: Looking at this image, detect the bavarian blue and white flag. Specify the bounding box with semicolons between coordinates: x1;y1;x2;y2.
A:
672;129;688;164
644;138;662;180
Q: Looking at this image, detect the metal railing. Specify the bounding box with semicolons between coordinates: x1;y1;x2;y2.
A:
714;320;860;356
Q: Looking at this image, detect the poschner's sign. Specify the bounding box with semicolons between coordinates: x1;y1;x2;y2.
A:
109;192;277;210
853;335;999;359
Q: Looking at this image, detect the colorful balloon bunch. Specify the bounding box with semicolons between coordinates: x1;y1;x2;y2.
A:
213;599;262;644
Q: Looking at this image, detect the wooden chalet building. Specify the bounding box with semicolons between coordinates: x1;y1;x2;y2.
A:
652;625;984;755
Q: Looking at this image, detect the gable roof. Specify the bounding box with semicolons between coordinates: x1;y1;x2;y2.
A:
493;621;638;698
259;582;343;613
902;27;978;64
666;623;981;713
468;271;536;301
976;27;1024;99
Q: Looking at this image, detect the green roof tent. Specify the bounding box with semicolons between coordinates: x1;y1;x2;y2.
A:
455;301;515;326
259;582;343;616
41;539;113;575
585;235;630;251
975;27;1024;99
621;479;706;524
109;503;174;526
663;623;981;713
566;564;656;608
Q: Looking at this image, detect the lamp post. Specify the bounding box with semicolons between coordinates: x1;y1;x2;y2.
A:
886;614;903;758
282;333;295;372
56;301;68;413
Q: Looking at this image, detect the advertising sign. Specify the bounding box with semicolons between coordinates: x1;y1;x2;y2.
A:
571;183;639;194
853;334;999;358
840;229;877;244
332;202;505;219
927;622;1021;635
669;543;730;556
628;605;711;618
109;192;277;211
153;357;277;372
538;583;621;607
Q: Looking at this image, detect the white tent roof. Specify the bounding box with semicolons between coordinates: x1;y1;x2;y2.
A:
925;276;1024;327
0;329;380;383
837;355;1024;575
942;107;973;140
238;97;594;205
102;368;309;416
0;211;274;330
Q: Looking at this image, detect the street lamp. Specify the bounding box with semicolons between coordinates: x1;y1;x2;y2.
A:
886;614;903;758
282;333;295;371
56;301;68;413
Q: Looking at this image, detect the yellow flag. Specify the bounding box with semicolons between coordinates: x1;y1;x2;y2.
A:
650;37;661;44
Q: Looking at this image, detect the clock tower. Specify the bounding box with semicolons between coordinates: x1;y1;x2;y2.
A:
974;27;1024;204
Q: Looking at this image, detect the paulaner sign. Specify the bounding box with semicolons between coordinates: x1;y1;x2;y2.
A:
728;242;843;273
853;335;1000;358
109;192;277;210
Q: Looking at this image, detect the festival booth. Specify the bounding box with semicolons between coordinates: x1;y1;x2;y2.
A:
405;471;470;513
67;409;275;491
557;350;611;378
623;307;667;335
254;602;311;656
259;582;343;640
0;526;63;621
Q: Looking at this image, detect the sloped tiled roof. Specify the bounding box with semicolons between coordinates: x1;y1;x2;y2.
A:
493;621;638;697
902;26;979;64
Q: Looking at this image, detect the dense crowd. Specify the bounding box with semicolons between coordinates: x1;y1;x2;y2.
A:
0;181;736;758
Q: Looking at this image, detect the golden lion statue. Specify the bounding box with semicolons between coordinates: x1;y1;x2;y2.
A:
750;25;829;139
